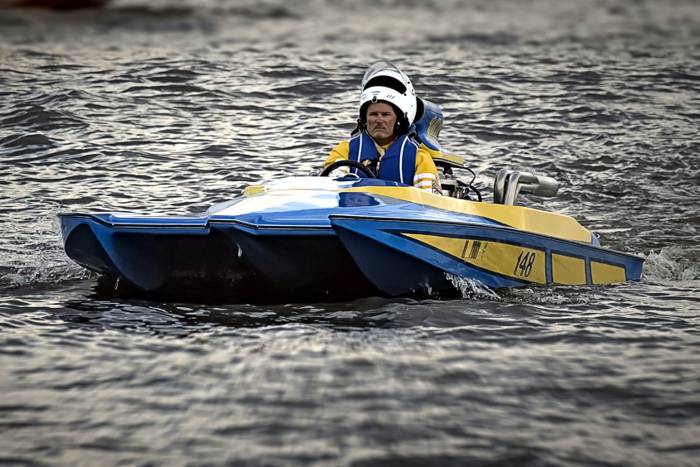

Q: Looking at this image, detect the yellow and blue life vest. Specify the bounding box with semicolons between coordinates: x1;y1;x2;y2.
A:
348;132;418;185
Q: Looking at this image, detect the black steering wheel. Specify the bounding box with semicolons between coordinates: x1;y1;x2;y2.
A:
320;160;376;178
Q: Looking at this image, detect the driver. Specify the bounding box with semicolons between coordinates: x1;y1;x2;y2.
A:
323;62;442;194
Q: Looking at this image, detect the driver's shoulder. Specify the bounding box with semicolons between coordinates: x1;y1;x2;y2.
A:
332;140;350;157
324;140;351;168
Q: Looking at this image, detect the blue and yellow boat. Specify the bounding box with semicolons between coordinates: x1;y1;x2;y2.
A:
59;169;643;303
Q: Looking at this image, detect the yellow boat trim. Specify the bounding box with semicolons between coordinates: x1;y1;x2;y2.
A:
344;186;592;243
240;182;592;243
405;234;547;284
243;185;265;196
591;261;626;284
552;253;587;285
425;148;465;167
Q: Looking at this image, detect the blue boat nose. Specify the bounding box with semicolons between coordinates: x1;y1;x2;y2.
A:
62;216;171;291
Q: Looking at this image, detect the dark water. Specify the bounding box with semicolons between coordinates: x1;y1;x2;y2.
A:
1;0;699;465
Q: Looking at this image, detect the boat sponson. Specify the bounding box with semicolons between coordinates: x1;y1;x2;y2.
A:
330;215;643;291
61;214;236;292
331;217;525;294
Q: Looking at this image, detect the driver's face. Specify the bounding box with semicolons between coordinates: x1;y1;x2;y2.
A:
366;102;397;145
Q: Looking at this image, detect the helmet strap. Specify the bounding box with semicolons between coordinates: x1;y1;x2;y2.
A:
351;117;365;136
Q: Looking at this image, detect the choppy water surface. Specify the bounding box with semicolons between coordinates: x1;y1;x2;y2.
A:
1;0;699;465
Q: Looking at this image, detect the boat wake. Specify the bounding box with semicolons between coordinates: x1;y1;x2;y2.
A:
446;274;501;301
0;209;90;291
642;246;699;282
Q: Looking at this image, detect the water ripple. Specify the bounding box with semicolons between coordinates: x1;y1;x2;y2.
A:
0;0;699;465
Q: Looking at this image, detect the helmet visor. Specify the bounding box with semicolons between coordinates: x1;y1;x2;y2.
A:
361;61;407;88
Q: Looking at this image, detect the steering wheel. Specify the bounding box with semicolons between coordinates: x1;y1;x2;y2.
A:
320;160;376;178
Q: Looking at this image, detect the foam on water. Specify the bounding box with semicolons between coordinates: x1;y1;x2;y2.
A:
446;273;502;301
0;205;90;290
643;246;700;282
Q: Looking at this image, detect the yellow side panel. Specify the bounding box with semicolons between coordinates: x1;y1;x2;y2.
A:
406;234;546;284
591;261;626;284
344;186;593;243
552;254;587;285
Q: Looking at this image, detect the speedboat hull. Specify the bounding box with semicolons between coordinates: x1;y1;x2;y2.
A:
59;177;643;302
60;213;378;303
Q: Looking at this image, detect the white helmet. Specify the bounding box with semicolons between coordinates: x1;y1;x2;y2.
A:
358;61;417;133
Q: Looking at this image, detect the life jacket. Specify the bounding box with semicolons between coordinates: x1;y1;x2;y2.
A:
348;132;418;185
